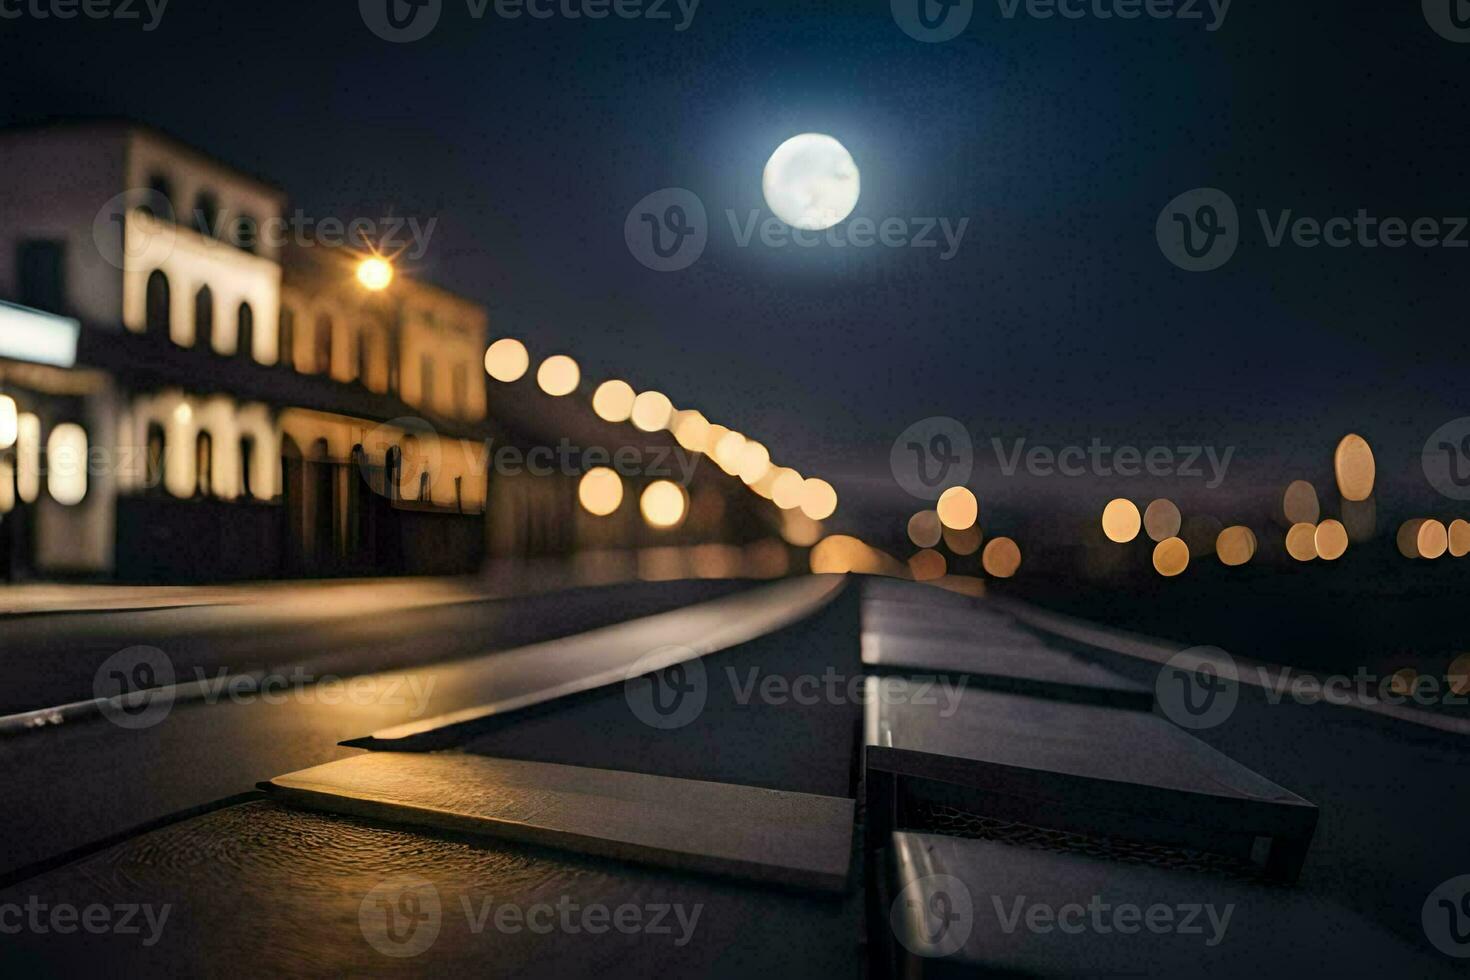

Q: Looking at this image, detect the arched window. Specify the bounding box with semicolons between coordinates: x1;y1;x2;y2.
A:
145;174;174;219
314;314;333;375
237;302;254;361
145;270;170;334
384;445;402;502
193;191;220;238
195;431;214;497
232;214;258;253
240;435;256;499
145;422;166;492
278;308;295;369
194;285;214;351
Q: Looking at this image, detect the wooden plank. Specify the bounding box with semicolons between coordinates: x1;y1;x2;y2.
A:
861;631;1152;711
265;752;854;893
883;831;1457;979
864;679;1316;880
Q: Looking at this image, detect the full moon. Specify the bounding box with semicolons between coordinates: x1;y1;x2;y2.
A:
762;133;860;231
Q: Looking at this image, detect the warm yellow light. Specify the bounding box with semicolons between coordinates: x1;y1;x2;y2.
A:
737;441;771;485
1314;519;1348;561
536;355;580;397
0;395;15;449
0;460;12;513
713;430;747;473
943;524;982;556
46;423;88;506
1152;537;1190;576
1449;519;1470;558
800;478;837;521
982;537;1022;578
907;510;942;549
485;339;530;382
673;411;710;452
936;486;978;531
1419;519;1449;560
1334;433;1375;502
592;380;636;422
1282;480;1320;525
780;509;823;547
1216;525;1257;566
640;480;687;529
578;467;624;517
356;256;394;291
631;391;674;432
1397;518;1425;559
1143;499;1181;542
771;468;805;509
1101;498;1141;543
908;549;947;581
1286;522;1318;562
15;413;39;503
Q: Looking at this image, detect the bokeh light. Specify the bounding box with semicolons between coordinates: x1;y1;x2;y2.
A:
484;338;530;382
771;468;805;510
639;480;687;529
982;537;1022;578
907;510;942;549
577;467;624;516
1101;498;1141;543
592;380;636;422
1286;522;1318;561
1333;433;1376;502
908;549;947;582
1143;499;1182;542
936;486;978;531
631;390;674;432
1314;519;1348;561
536;354;580;396
943;524;982;556
1152;537;1189;577
1282;480;1320;525
800;478;837;521
1449;519;1470;558
1216;525;1257;566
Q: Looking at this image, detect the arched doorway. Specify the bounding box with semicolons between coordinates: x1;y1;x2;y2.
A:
145;270;170;336
237;302;254;362
194;285;214;352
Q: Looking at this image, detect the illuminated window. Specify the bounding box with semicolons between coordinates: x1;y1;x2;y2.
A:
46;423;88;506
232;214;258;253
145;270;171;334
16;414;40;503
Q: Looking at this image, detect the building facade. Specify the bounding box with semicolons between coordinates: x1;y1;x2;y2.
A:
0;120;789;583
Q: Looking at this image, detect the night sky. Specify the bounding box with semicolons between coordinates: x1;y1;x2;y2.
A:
3;0;1468;520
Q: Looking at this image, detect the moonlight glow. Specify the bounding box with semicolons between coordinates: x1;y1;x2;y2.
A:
762;134;860;231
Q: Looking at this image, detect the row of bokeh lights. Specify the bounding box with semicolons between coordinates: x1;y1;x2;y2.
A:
1097;433;1470;576
483;339;838;533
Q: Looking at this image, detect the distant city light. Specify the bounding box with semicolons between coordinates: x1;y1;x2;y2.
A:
1314;519;1349;561
1143;499;1181;542
355;256;394;291
485;339;530;382
936;486;978;531
1333;433;1376;502
592;380;636;422
737;440;771;485
1152;536;1189;576
982;537;1022;578
1216;525;1257;566
1286;522;1319;561
536;355;580;397
640;480;687;529
771;468;805;510
46;423;88;506
631;390;674;433
578;467;624;516
908;549;946;581
1450;519;1470;558
1101;498;1141;543
907;510;942;549
799;478;837;521
672;411;711;453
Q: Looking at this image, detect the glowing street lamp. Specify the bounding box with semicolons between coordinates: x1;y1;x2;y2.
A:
356;256;394;291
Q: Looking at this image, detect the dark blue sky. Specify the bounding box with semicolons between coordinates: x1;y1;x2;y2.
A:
3;0;1467;518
